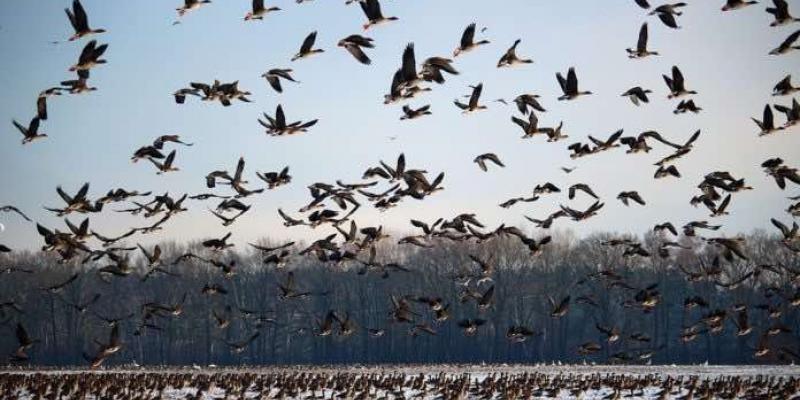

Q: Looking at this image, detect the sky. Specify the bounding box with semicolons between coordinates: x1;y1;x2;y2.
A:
0;0;798;251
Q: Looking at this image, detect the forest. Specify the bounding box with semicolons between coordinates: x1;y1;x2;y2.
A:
0;229;797;367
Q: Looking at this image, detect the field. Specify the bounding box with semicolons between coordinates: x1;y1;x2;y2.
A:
1;364;799;399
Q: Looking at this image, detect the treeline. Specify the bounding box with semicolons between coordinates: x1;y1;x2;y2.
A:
0;230;798;366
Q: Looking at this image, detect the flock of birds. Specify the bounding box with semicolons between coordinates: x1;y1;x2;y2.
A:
1;370;800;399
2;0;800;375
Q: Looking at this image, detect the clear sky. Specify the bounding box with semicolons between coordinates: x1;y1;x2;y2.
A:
0;0;798;251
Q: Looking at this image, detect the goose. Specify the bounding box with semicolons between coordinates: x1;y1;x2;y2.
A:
513;94;546;114
131;146;164;163
291;31;324;61
148;150;179;174
153;134;193;149
769;29;800;55
256;166;291;189
567;142;593;158
752;104;784;135
69;40;108;72
674;99;702;114
773;75;799;96
278;208;306;227
421;57;459;84
549;295;571;318
260;69;298;94
454;83;487;113
773;97;799;127
588;129;623;152
60;70;97;95
0;205;32;222
457;318;486;336
47;182;94;215
202;232;233;251
663;66;697;98
766;0;799;26
12;117;47;144
244;0;280;20
620;131;667;153
209;207;249;227
649;3;687;17
722;0;758;11
560;201;604;221
497;39;533;67
771;218;799;244
225;332;260;353
525;211;566;229
617;191;646;206
562;166;576;174
519;234;552;256
511;112;542;138
635;0;651;8
36;94;48;121
65;0;106;41
627;23;659;58
400;104;431;120
654;165;681;178
542;121;568;142
621;86;652;106
473;153;504;171
556;67;592;100
649;2;686;29
11;323;38;361
177;0;211;17
359;0;398;30
454;23;489;57
337;34;374;65
259;104;319;136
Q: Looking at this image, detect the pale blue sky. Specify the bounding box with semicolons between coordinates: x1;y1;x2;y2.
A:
0;0;798;250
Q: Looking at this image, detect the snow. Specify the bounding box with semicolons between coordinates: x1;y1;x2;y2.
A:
1;364;798;399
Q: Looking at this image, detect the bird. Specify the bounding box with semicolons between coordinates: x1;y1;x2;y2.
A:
153;135;193;149
258;105;318;136
337;34;375;65
244;0;280;20
766;0;799;26
497;39;533;67
0;206;32;222
568;183;599;200
148;150;179;174
617;191;646;206
773;75;799;96
454;83;487;113
454;23;490;57
65;0;106;41
473;153;505;172
400;105;432;120
556;67;593;100
12;117;47;144
627;23;659;58
69;40;108;72
513;94;546;114
769;29;800;55
649;3;688;29
359;0;398;30
202;232;233;251
176;0;212;17
11;323;38;361
261;69;299;93
752;104;784;135
292;31;324;61
663;66;697;98
621;86;652;106
722;0;759;12
674;99;702;114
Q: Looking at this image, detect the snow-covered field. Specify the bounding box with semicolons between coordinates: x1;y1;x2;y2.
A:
1;364;798;399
